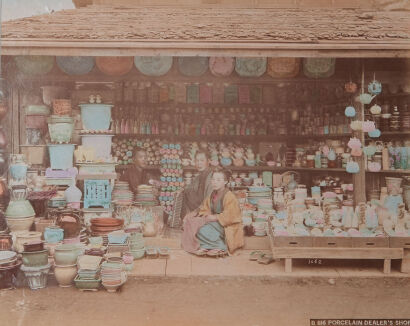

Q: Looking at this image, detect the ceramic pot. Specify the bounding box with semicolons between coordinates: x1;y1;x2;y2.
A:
0;235;12;250
47;144;75;170
81;135;113;160
96;56;134;76
54;264;77;287
56;56;95;75
21;249;48;267
20;264;50;290
6;216;35;233
41;86;67;107
47;116;74;143
23;240;44;252
79;104;113;131
134;56;173;76
54;244;82;265
385;177;402;196
14;56;54;75
44;227;64;244
130;248;145;260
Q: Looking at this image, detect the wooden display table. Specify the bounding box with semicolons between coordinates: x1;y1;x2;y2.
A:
389;237;410;273
268;222;405;274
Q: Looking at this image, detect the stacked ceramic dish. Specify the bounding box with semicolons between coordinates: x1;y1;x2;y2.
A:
135;185;158;207
74;255;102;291
129;232;145;260
402;108;410;130
107;231;130;254
90;218;124;237
112;181;134;206
101;260;127;293
0;251;22;289
247;186;272;206
252;222;267;237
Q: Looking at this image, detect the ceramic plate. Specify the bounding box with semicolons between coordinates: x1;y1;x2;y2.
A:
134;56;173;76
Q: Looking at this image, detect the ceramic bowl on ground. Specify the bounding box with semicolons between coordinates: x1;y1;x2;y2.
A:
6;217;35;233
21;250;49;267
130;248;145;260
54;264;77;287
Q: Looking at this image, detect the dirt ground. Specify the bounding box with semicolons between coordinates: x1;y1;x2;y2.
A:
1;276;409;326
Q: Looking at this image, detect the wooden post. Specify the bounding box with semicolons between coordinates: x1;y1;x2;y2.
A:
11;87;20;154
401;248;410;273
383;259;391;274
353;63;366;205
285;258;292;273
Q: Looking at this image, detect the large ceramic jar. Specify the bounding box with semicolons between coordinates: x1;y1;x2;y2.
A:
44;226;64;243
54;264;77;287
79;104;113;131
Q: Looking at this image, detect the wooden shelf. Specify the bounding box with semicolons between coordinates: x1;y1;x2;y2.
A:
76;173;118;180
367;169;410;175
113;133;352;142
116;165;348;173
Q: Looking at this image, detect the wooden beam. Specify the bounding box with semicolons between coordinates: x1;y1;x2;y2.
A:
2;40;410;58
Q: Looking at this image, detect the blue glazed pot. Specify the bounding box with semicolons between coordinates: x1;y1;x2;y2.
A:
56;56;95;75
10;164;28;180
44;227;64;243
47;144;75;170
79;104;113;131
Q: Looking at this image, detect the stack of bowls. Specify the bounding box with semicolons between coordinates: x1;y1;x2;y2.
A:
135;185;158;207
101;260;127;293
0;251;22;289
129;232;145;260
90;218;124;237
19;242;51;290
54;244;82;288
74;255;102;291
112;182;134;206
107;231;129;255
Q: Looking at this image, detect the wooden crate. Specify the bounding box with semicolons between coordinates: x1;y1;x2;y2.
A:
351;237;389;248
389;237;410;249
312;237;352;248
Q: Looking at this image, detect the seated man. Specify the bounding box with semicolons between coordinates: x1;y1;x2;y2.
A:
120;148;151;194
181;150;213;220
181;167;244;257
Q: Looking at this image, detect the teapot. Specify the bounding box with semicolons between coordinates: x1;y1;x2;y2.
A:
356;93;376;105
346;161;360;173
344;81;358;93
344;106;356;118
368;129;381;138
370;104;382;115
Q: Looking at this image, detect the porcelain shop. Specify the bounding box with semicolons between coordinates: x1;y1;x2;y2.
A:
0;2;410;290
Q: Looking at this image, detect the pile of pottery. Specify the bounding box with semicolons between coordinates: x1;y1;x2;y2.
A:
128;232;145;260
247;186;272;206
0;251;22;289
90;218;124;237
53;244;83;287
112;181;134;206
20;240;51;290
101;258;127;293
74;255;102;291
135;185;157;207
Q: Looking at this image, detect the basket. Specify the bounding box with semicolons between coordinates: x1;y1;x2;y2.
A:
52;99;72;116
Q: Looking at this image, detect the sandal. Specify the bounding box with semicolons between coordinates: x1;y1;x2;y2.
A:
257;253;274;265
249;251;264;261
193;248;208;256
206;249;227;258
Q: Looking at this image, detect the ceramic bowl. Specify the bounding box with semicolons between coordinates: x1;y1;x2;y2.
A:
130;248;145;260
6;217;35;233
54;244;82;265
23;240;44;252
54;264;77;287
242;178;253;186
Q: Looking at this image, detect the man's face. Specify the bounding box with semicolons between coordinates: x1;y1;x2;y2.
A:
195;153;209;172
134;151;147;168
